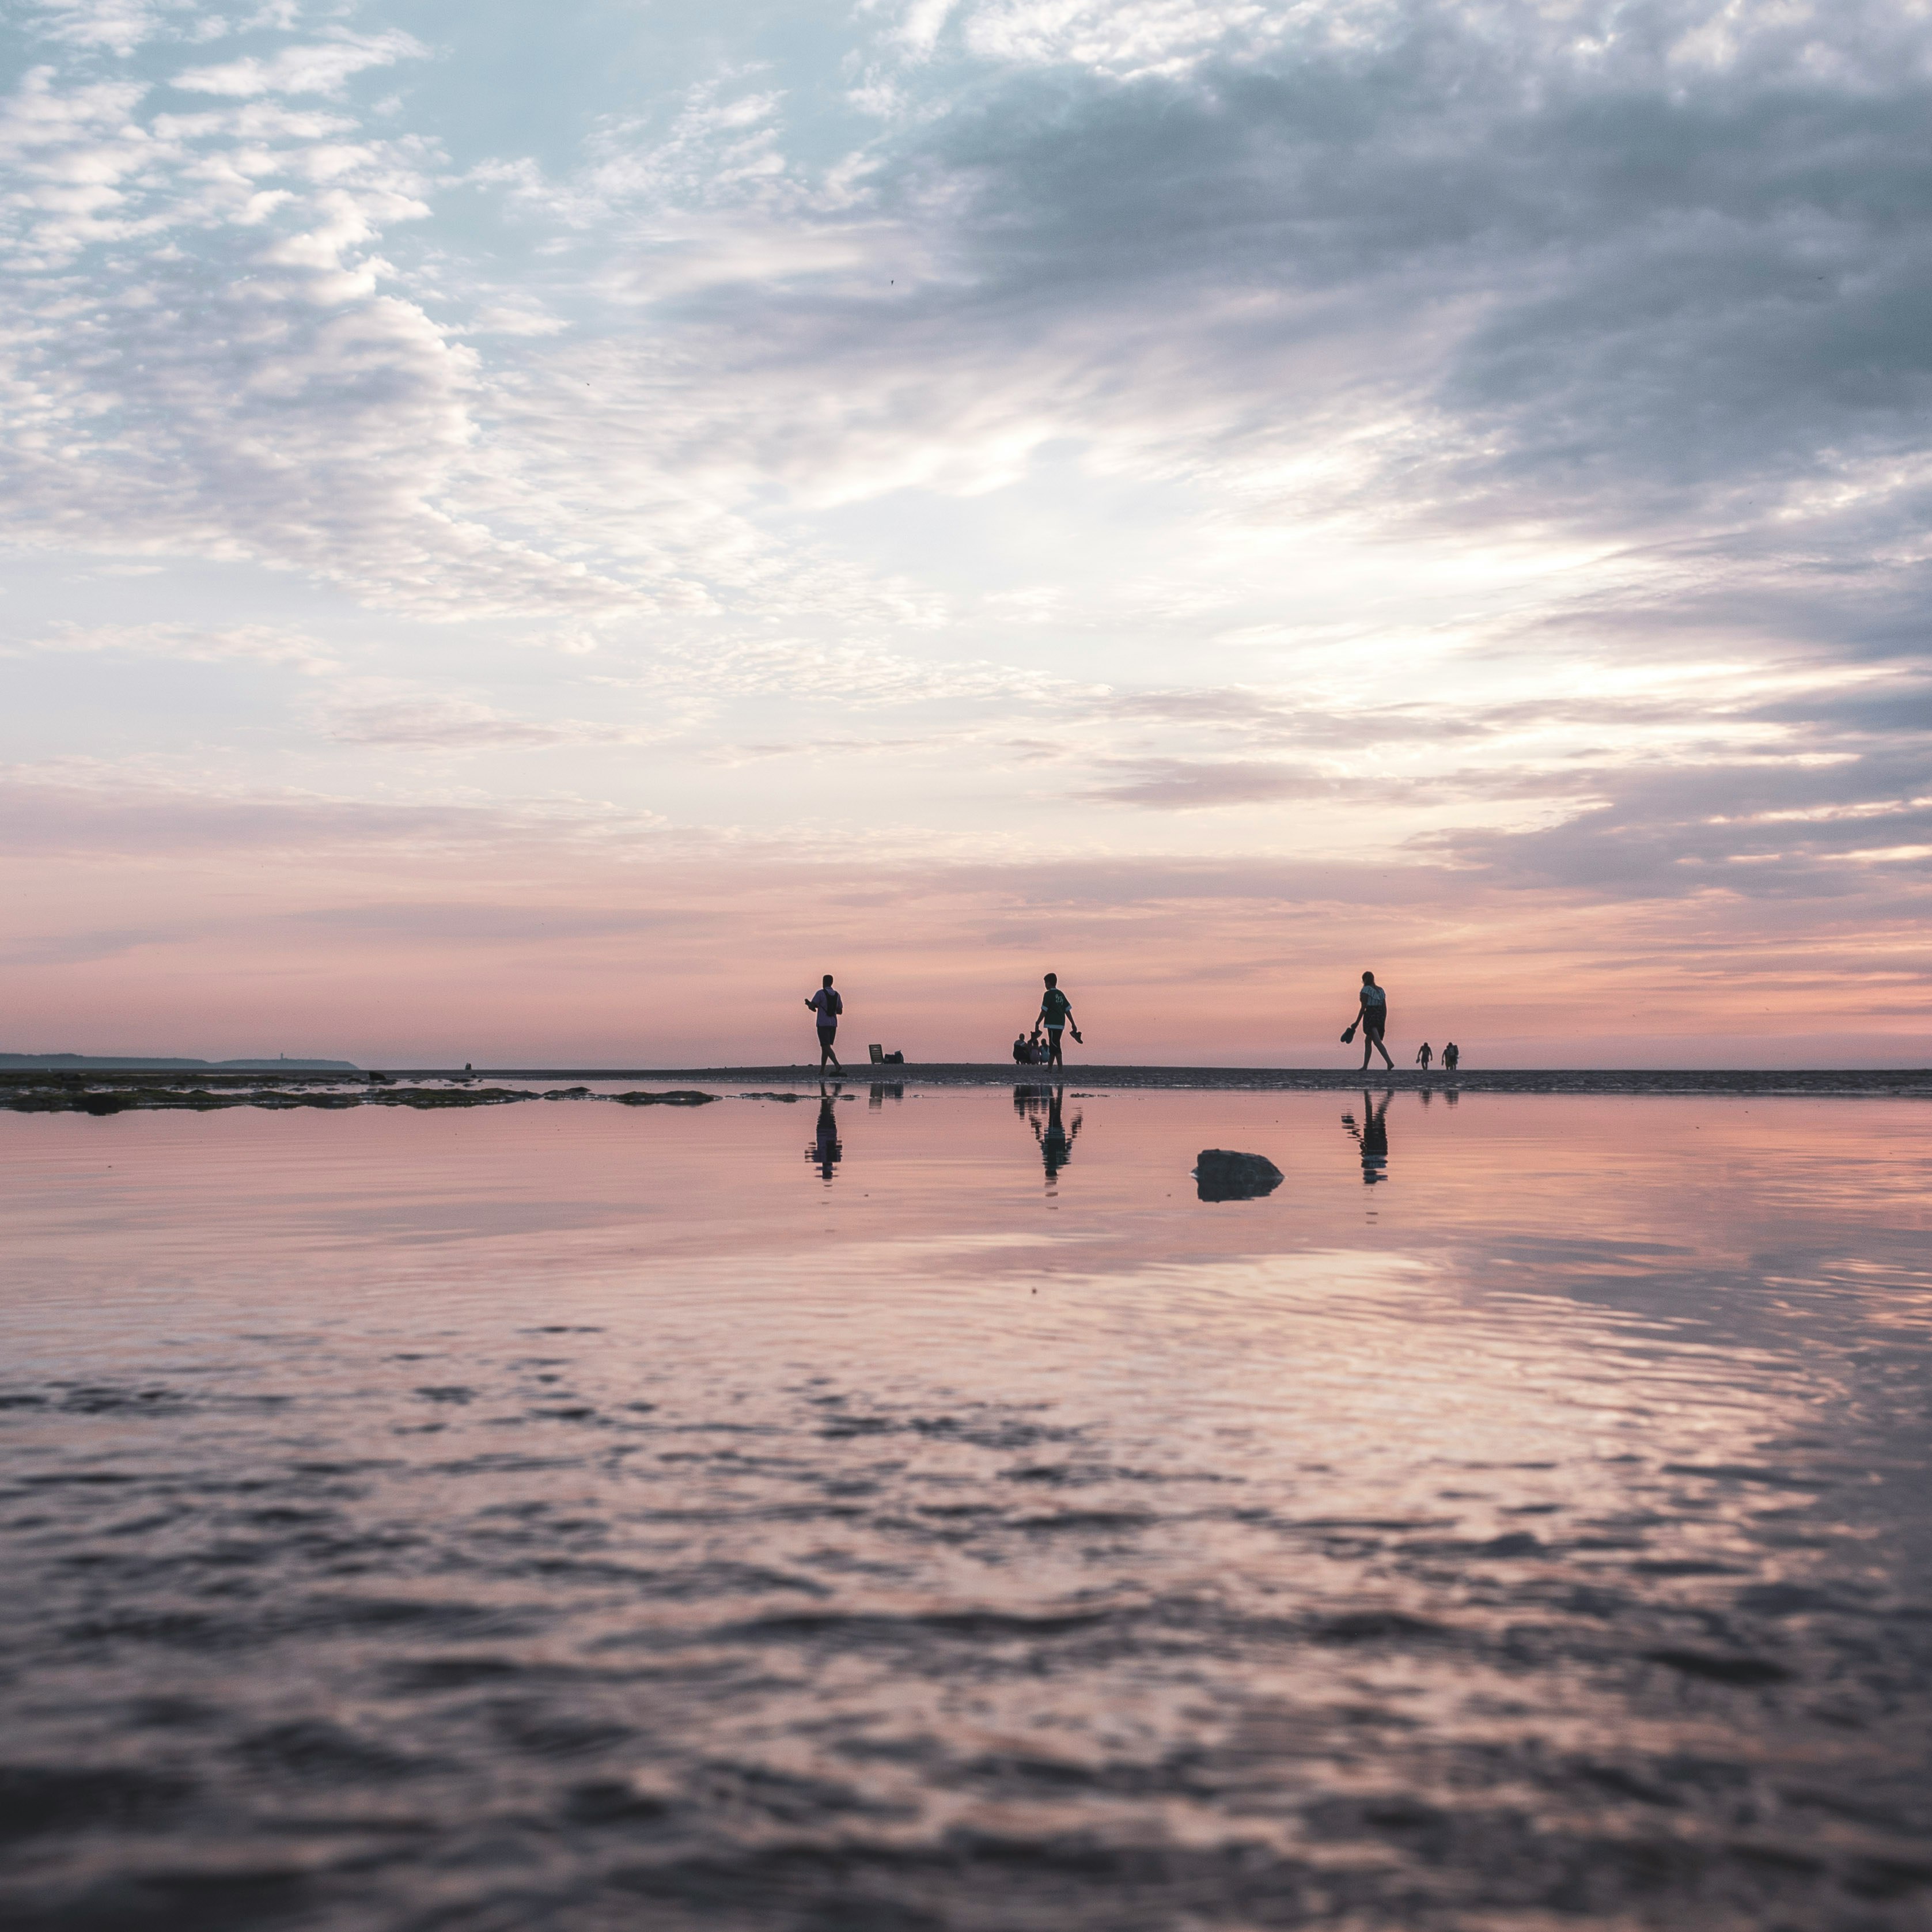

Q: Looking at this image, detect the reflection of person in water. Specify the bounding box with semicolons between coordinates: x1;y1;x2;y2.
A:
1013;1083;1082;1186
807;1088;843;1180
1341;1089;1392;1185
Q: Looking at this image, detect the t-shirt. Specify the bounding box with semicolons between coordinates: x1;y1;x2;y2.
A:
1358;983;1386;1009
809;988;842;1025
1040;987;1071;1026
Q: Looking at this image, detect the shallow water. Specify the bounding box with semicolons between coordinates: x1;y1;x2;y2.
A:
2;1086;1929;1931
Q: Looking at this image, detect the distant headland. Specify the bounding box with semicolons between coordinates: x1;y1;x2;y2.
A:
0;1053;361;1073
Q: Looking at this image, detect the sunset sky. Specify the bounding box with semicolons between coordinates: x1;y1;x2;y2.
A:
2;0;1928;1067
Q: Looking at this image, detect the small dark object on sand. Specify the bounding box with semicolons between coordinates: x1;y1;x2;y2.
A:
609;1090;718;1107
1194;1149;1284;1202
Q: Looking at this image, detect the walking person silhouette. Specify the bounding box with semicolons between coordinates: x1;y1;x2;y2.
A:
1416;1041;1432;1071
805;975;843;1067
1036;974;1081;1067
1347;971;1395;1072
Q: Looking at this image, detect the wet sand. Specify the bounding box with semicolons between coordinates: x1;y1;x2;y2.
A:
5;1064;1927;1112
450;1063;1932;1098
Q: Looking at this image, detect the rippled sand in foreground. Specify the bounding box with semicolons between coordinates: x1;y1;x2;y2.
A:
2;1088;1927;1930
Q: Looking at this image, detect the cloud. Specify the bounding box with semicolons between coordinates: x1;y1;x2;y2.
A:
0;764;670;859
1416;704;1932;900
279;900;688;943
520;0;1932;585
17;3;1932;622
16;620;340;672
0;65;663;622
173;32;429;101
957;0;1296;78
22;0;177;58
1077;756;1334;809
3;920;191;967
465;304;569;337
643;635;1098;709
319;688;641;750
0;55;957;631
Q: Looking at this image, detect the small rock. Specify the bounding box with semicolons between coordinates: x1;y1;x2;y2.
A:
1193;1149;1283;1202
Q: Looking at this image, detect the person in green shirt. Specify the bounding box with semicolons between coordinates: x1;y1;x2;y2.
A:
1036;973;1082;1066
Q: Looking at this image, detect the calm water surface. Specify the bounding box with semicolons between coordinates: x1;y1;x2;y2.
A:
2;1087;1929;1930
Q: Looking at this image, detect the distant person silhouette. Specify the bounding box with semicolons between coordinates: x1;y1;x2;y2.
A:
1037;973;1081;1067
808;1087;843;1179
1350;971;1394;1071
1442;1041;1460;1072
1342;1089;1392;1185
1416;1041;1432;1071
805;975;843;1067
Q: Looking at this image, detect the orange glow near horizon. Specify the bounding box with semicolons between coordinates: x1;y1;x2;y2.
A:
5;838;1926;1068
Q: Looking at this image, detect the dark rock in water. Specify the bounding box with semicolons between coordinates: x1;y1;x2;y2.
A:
1194;1149;1283;1202
609;1090;718;1107
1643;1648;1791;1686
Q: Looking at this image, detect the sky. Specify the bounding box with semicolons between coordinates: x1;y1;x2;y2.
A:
2;0;1929;1069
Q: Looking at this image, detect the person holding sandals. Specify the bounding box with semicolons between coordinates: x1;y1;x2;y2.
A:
1342;971;1394;1072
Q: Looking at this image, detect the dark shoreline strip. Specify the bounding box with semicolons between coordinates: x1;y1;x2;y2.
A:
354;1064;1932;1097
3;1065;1927;1109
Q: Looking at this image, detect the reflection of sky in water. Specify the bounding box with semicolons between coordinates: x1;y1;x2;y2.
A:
1;1092;1928;1928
